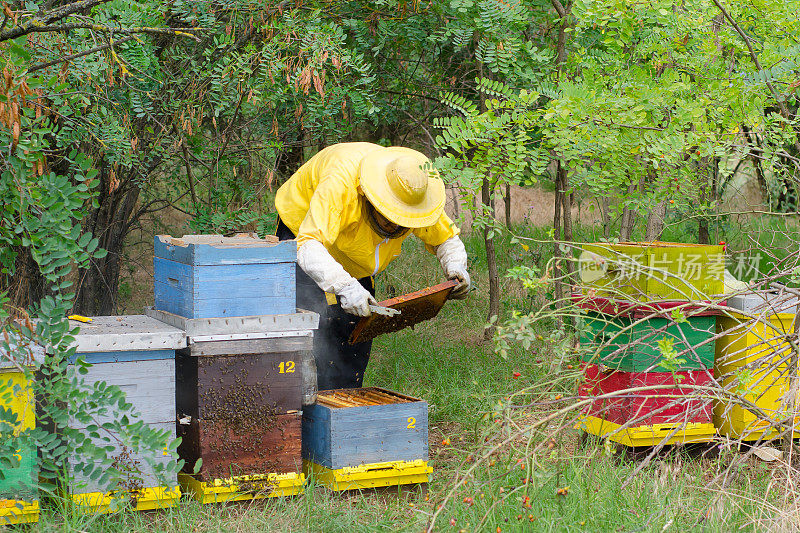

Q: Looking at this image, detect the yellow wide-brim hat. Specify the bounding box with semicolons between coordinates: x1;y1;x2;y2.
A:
359;146;445;228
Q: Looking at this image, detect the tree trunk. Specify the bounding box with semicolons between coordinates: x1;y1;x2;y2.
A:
451;185;461;223
742;125;770;205
504;183;512;228
698;157;711;244
552;160;564;329
601;197;611;239
619;209;634;241
644;171;667;241
644;199;667;241
7;247;48;317
561;165;573;243
483;177;500;341
73;169;142;316
618;179;639;241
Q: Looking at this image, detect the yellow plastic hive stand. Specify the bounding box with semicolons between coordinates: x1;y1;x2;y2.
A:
178;472;305;504
69;486;181;514
0;500;39;525
304;459;432;491
577;415;716;447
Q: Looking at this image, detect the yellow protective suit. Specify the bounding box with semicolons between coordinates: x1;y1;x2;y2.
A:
275;142;459;280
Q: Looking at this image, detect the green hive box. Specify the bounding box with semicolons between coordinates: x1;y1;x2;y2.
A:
579;242;724;301
579;312;716;372
0;357;39;525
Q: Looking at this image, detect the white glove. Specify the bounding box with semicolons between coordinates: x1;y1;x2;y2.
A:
338;280;378;317
435;236;471;300
297;240;377;316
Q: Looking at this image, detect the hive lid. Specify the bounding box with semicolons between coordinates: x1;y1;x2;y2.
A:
726;290;799;316
156;233;279;248
144;307;319;337
155;233;296;266
0;331;45;370
66;315;187;352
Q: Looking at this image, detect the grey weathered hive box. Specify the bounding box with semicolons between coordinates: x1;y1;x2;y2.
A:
153;233;297;319
64;315;187;492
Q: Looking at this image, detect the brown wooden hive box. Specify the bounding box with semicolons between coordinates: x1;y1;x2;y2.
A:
178;412;302;481
175;335;309;481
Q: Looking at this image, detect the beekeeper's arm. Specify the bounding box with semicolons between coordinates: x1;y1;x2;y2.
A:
414;214;471;300
294;177;377;317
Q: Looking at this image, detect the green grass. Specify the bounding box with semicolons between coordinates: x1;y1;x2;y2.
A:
26;218;800;531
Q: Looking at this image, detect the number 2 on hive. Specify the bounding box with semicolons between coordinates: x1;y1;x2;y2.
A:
407;417;416;429
279;361;295;374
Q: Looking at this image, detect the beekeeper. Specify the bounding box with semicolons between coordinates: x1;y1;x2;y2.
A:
275;142;470;390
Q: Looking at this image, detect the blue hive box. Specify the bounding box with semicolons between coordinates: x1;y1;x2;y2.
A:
154;233;296;319
302;388;428;469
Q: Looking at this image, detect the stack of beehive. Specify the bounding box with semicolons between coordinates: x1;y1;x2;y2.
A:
576;242;724;446
149;233;318;503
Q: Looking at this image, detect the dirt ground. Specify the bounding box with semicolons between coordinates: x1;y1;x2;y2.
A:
444;185;600;230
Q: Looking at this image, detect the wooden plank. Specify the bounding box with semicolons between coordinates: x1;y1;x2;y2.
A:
580;312;715;371
301;404;332;467
0;444;36;500
71;359;175;427
68;315;186;353
144;307;319;337
153;258;294;299
70;349;175;365
155;235;296;266
581;242;724;301
154;281;295;319
579;364;713;426
69;421;177;493
328;404;428;469
184;336;312;356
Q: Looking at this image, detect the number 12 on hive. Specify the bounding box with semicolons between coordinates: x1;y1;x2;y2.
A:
279;361;295;373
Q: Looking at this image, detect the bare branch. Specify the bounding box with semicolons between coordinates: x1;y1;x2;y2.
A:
551;0;567;18
0;0;114;41
28;34;136;73
10;22;200;40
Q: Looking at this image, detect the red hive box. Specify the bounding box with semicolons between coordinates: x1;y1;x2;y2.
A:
578;364;713;427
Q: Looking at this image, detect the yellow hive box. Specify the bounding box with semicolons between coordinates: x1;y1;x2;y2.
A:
0;360;38;525
69;486;181;514
178;472;304;504
304;459;432;491
0;500;39;525
580;242;724;301
2;368;35;432
577;415;716;446
714;312;800;440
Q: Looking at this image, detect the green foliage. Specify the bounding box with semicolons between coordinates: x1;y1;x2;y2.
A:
435;84;547;234
0;34;181;502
